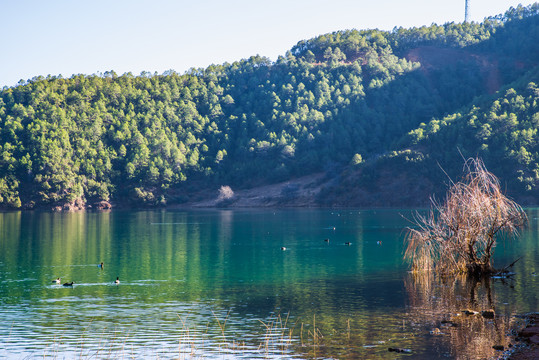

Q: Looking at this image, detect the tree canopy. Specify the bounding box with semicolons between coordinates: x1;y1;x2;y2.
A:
1;3;539;209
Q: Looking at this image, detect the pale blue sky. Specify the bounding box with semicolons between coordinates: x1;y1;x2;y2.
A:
0;0;536;87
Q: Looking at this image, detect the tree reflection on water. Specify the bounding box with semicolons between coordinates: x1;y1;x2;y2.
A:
405;272;519;359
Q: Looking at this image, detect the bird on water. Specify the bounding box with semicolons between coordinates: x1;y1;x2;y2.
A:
52;278;61;284
115;277;120;284
62;282;74;287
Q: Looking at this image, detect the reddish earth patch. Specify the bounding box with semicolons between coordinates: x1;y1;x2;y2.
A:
406;46;474;69
406;46;501;94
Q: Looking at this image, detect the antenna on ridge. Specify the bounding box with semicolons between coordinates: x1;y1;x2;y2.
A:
465;0;471;22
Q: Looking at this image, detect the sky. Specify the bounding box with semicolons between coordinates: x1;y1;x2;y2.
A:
1;0;536;88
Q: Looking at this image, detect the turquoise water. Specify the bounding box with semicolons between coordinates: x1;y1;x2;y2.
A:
0;209;537;359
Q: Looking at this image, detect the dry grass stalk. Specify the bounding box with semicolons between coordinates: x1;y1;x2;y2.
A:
405;158;526;276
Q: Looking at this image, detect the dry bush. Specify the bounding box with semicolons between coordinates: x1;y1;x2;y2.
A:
217;185;234;201
216;185;236;206
405;158;526;276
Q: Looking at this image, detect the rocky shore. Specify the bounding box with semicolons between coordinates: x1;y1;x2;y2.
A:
500;313;539;360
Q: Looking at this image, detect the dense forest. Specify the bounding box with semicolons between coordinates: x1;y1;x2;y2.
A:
1;3;539;210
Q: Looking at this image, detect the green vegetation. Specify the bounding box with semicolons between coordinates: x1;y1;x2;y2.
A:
1;4;539;209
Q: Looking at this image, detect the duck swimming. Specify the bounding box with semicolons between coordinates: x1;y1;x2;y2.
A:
52;278;61;284
98;262;104;268
115;277;120;284
62;282;74;287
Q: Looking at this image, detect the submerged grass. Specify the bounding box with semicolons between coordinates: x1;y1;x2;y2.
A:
8;292;518;359
29;312;329;359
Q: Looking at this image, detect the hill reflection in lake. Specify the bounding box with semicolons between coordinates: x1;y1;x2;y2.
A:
0;209;537;359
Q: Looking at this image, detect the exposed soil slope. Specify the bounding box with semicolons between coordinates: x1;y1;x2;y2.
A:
406;46;502;94
186;173;328;208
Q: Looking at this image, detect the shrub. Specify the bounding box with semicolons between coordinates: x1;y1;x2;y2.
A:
405;158;527;276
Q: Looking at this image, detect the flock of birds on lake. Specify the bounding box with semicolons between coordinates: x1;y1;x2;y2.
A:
52;262;119;287
280;236;382;251
52;233;384;283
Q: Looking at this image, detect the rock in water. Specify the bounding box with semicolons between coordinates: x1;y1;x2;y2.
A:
388;348;412;353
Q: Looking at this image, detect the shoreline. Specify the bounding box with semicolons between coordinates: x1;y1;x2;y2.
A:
499;313;539;360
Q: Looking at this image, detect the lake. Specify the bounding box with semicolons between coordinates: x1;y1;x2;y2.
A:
0;208;537;359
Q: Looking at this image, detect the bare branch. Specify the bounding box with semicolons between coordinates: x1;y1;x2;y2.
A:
405;158;527;276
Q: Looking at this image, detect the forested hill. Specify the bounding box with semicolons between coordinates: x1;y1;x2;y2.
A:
1;4;539;210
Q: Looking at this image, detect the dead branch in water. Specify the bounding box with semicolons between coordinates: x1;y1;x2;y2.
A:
405;158;527;276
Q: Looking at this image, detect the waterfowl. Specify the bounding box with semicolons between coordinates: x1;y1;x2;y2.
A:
62;282;74;287
52;278;61;284
280;247;287;251
324;238;330;242
98;262;104;268
115;277;120;284
344;242;352;246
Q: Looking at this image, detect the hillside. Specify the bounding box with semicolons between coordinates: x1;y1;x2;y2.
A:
1;3;539;210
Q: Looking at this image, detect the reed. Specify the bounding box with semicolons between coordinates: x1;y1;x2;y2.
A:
34;311;331;359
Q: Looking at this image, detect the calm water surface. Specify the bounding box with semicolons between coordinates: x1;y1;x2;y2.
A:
0;209;538;359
